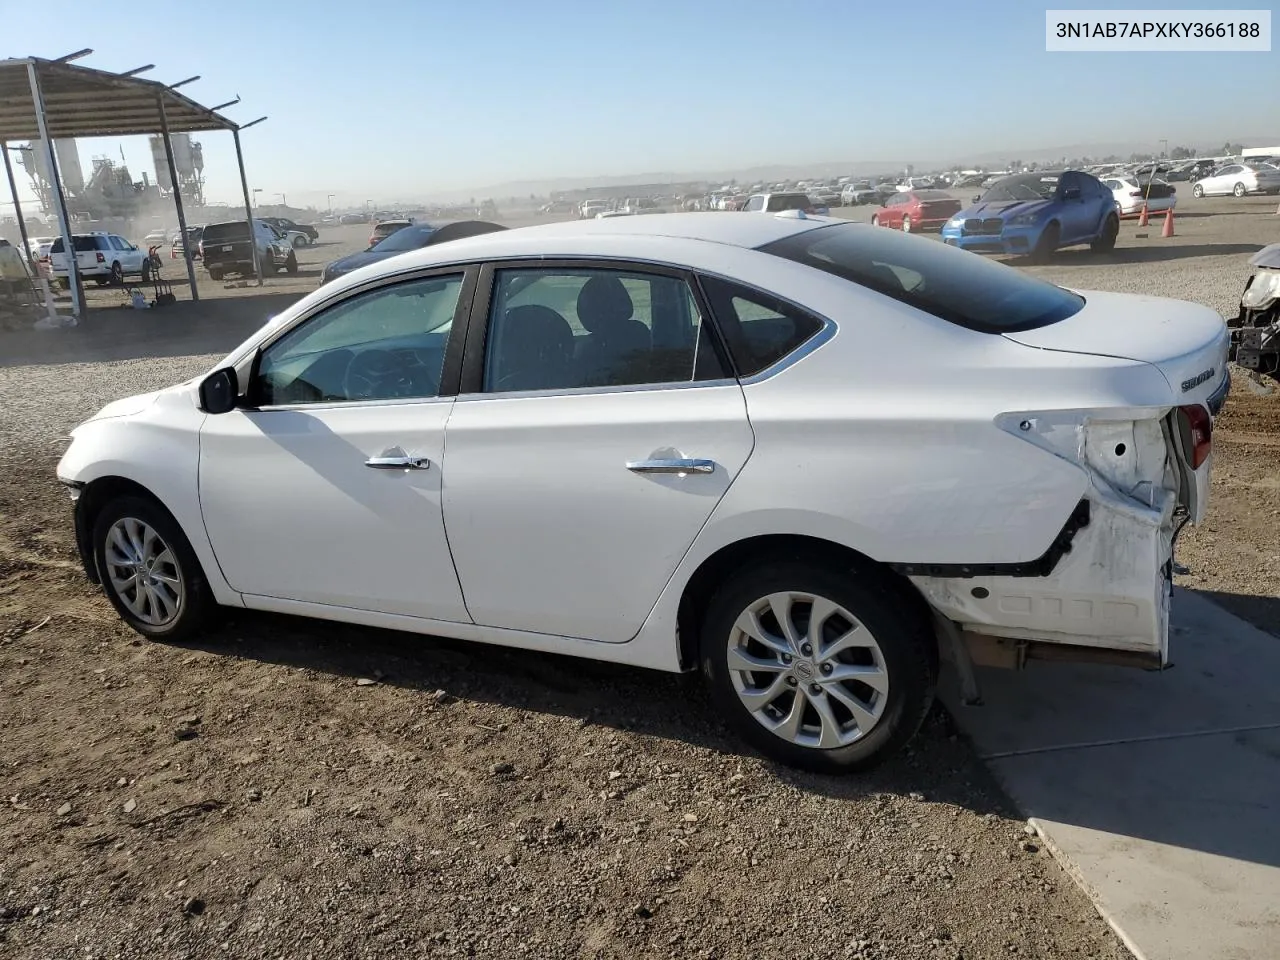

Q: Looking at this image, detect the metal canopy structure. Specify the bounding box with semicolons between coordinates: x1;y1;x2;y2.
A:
0;57;237;140
0;52;265;321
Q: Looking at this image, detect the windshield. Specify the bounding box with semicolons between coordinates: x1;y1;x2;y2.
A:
765;194;810;212
49;236;101;253
758;222;1084;333
981;174;1060;202
371;224;435;252
202;222;250;243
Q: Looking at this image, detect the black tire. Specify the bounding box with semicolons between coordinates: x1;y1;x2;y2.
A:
93;277;109;287
1029;221;1060;263
109;261;124;285
1091;213;1119;253
699;560;936;774
285;252;298;274
263;251;276;274
1192;183;1204;198
870;214;879;226
1233;182;1246;198
91;495;214;642
208;266;224;281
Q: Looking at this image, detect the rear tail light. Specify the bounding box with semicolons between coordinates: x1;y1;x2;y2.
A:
1178;404;1212;468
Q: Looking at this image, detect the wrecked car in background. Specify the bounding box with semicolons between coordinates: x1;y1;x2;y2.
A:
1230;243;1280;381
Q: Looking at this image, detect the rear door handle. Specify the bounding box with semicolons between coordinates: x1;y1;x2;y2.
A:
626;458;715;475
365;455;431;470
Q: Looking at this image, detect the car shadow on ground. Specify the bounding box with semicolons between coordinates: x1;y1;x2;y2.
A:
1196;589;1280;637
175;607;1015;812
944;585;1280;872
0;292;305;367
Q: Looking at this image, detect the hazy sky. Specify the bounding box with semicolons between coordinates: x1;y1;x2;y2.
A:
2;0;1273;209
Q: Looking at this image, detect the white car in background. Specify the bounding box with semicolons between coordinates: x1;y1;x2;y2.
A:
56;212;1227;774
27;235;56;262
49;231;151;285
1192;162;1280;197
1102;176;1178;217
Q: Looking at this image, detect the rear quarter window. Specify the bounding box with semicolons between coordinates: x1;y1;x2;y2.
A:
759;222;1084;333
698;275;824;376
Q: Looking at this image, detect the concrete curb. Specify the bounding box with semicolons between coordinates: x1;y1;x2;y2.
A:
1028;817;1148;960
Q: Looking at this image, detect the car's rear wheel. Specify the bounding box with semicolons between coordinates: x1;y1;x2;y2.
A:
109;262;123;285
699;561;936;774
1029;221;1060;263
208;266;224;280
92;495;214;642
1192;183;1204;198
1233;182;1247;197
901;215;912;233
1091;213;1119;253
293;235;309;248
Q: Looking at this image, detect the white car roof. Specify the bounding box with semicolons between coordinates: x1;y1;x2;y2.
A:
395;212;833;263
312;212;844;303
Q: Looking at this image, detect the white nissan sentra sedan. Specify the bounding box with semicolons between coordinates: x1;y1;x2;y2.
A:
57;212;1229;773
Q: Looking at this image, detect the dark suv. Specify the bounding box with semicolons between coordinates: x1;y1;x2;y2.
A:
200;220;296;280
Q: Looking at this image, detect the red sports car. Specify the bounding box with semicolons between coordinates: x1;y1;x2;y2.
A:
871;190;962;233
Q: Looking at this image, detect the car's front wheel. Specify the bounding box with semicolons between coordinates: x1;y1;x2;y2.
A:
92;495;214;641
1091;213;1119;253
1192;183;1204;198
1029;221;1060;263
699;561;936;774
870;214;879;226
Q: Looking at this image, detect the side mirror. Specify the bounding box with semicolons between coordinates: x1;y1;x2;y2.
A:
1063;187;1082;201
198;367;239;414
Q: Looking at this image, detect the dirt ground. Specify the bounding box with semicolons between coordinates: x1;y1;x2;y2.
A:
2;198;1278;959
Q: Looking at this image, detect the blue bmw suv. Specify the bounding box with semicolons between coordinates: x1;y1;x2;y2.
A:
940;171;1119;261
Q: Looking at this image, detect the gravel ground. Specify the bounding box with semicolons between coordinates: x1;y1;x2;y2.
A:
2;199;1278;959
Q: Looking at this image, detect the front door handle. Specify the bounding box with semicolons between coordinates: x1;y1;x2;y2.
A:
626;458;715;475
365;455;431;470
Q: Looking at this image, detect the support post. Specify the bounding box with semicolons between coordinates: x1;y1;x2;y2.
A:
158;96;199;301
232;129;262;286
1;142;33;270
26;62;82;320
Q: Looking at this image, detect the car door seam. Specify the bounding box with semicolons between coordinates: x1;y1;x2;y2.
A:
437;396;476;624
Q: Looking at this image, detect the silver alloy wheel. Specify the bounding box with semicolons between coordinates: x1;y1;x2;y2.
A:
104;517;184;626
901;215;912;233
727;591;889;749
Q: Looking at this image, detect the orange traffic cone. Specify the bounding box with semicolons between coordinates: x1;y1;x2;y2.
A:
1138;204;1150;227
1162;207;1175;238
